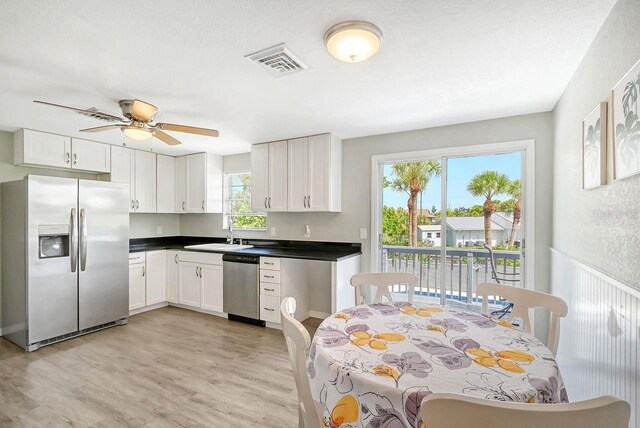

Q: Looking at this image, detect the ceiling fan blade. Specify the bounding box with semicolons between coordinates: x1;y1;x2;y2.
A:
154;129;182;145
80;125;124;133
34;100;125;122
156;122;219;138
131;99;157;122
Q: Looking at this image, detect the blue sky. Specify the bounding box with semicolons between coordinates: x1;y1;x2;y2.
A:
383;152;521;210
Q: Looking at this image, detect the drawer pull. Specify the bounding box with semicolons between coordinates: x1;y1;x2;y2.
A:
264;288;275;292
264;275;275;279
264;262;274;265
263;307;274;312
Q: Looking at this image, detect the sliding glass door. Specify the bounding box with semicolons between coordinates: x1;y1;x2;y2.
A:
376;145;527;308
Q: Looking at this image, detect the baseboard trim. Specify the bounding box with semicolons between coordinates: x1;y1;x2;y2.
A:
167;302;228;319
129;301;168;316
309;310;330;320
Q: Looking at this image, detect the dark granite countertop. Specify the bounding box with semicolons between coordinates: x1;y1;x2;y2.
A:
129;236;362;262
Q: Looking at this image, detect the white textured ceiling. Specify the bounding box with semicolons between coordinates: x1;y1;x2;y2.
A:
0;0;616;155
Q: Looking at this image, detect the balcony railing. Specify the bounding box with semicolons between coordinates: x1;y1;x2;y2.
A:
381;245;521;306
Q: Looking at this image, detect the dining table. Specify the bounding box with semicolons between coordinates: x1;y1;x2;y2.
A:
308;301;568;428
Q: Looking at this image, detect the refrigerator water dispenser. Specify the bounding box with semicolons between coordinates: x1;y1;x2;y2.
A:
38;224;69;259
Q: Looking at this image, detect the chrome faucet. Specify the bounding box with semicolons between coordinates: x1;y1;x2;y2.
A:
227;217;234;244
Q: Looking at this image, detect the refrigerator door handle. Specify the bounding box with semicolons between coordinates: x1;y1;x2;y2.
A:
70;208;78;272
80;208;87;271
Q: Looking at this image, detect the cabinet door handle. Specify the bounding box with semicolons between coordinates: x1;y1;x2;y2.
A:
142;266;145;277
65;152;70;164
307;195;310;208
303;195;307;208
136;200;140;210
202;200;205;211
264;197;268;209
182;201;185;211
131;200;135;209
73;153;77;165
264;307;274;312
268;197;271;209
174;254;178;264
195;266;199;277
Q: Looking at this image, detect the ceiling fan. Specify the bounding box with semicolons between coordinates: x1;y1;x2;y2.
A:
33;99;219;145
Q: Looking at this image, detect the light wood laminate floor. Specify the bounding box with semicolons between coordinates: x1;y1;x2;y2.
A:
0;307;320;427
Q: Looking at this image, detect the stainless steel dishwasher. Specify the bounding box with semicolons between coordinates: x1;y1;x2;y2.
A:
222;253;263;325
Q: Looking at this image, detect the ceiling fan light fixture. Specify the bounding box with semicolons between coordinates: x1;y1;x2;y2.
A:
324;20;382;63
122;125;153;141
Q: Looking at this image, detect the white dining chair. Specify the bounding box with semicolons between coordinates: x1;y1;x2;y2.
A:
476;282;568;354
350;272;419;305
281;297;322;428
420;393;630;428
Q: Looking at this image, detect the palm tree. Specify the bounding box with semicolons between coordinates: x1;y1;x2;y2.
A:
466;171;510;248
390;161;441;246
505;179;521;248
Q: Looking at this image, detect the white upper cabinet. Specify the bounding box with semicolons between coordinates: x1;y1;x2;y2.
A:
109;146;135;211
251;143;269;211
269;141;288;211
108;146;156;213
156;155;175;213
14;129;110;173
134;150;157;213
174;156;187;213
287;137;308;212
176;153;222;214
251;140;288;212
287;134;341;212
186;153;206;213
14;129;71;169
71;138;111;173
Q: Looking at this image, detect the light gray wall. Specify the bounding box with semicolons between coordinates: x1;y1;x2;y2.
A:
181;112;555;337
553;0;640;289
130;214;180;238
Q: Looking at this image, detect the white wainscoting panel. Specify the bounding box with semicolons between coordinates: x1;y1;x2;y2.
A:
551;248;638;427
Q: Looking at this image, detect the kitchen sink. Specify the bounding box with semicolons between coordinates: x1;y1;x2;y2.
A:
183;243;254;252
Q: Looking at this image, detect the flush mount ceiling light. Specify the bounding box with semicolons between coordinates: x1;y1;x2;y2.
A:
324;20;383;63
121;123;153;141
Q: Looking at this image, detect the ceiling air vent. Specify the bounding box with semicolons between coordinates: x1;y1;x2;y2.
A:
245;43;309;77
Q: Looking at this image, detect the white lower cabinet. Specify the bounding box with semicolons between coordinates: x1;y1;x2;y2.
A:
259;257;282;323
166;250;179;304
201;264;223;312
260;295;281;323
177;251;223;312
128;256;146;311
178;262;201;308
145;250;167;305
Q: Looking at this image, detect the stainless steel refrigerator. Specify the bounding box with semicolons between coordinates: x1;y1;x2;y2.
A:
1;175;129;351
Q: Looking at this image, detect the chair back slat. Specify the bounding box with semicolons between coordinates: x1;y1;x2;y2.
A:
420;393;630;428
350;272;419;304
476;282;568;353
281;297;321;428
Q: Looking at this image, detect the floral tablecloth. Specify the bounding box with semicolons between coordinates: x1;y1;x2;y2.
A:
308;302;568;428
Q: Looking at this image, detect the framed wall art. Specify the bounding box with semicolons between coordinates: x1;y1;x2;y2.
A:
612;59;640;181
582;102;607;189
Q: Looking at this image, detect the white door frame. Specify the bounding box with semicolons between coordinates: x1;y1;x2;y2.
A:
370;139;536;295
